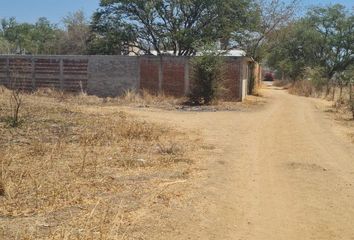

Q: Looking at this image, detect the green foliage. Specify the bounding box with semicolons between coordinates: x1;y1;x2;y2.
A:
0;17;60;54
267;4;354;82
189;51;225;105
0;36;12;54
0;12;90;55
90;0;255;55
241;0;299;62
303;67;327;93
60;11;90;54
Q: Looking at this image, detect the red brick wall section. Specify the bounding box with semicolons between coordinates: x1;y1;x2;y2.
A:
223;58;241;101
63;59;88;92
34;58;60;89
140;57;159;94
0;57;88;92
0;59;7;87
162;57;185;97
8;58;33;90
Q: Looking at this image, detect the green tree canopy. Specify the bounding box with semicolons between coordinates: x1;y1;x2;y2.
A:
89;0;256;56
266;4;354;81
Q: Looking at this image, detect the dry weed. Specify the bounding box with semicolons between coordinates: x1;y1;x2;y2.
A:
0;88;197;239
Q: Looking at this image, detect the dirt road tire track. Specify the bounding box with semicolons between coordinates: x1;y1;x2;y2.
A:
126;86;354;239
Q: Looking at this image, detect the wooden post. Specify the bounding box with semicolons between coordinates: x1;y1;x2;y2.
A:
6;58;10;88
31;57;35;90
59;58;64;91
158;56;163;94
184;58;190;95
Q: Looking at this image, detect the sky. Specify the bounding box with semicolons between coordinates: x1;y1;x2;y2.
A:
0;0;353;25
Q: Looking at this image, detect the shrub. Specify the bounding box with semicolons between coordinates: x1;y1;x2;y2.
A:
189;52;224;105
7;87;23;127
288;80;313;97
304;67;327;94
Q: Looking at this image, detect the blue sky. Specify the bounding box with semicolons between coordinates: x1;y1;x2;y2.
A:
0;0;353;24
0;0;100;24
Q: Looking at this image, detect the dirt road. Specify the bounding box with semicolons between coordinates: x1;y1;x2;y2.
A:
127;86;354;239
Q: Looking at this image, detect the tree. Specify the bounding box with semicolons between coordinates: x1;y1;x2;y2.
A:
89;0;254;56
0;37;12;54
266;20;314;81
306;5;354;84
60;10;90;54
231;0;299;94
239;0;299;62
88;9;132;55
189;49;225;105
32;18;60;54
0;17;60;54
266;4;354;84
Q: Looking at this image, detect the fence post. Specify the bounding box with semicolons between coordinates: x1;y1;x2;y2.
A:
59;58;64;91
158;56;163;93
31;57;35;90
184;58;190;95
6;57;10;88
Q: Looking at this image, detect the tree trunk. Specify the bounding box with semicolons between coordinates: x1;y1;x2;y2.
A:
332;85;336;101
350;83;354;119
339;84;343;100
325;81;331;97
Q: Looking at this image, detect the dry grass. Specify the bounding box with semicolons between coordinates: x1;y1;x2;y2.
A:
288;80;314;97
273;80;291;88
0;87;198;239
30;88;266;113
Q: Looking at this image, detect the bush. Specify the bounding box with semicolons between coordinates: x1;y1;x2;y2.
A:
288;80;313;97
189;53;224;105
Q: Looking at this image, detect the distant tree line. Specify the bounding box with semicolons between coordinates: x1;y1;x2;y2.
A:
0;0;299;58
266;4;353;84
0;11;90;55
265;4;353;117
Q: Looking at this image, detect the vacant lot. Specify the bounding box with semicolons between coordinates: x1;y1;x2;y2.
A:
1;85;354;240
0;88;202;239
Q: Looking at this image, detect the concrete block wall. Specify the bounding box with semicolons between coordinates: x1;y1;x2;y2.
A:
0;55;250;101
87;56;139;97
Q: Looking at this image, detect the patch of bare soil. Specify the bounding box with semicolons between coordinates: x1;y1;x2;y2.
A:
0;88;201;239
313;98;354;143
121;85;354;240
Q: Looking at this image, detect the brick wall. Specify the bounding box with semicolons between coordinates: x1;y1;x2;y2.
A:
0;55;251;101
0;56;88;92
162;57;186;96
139;56;160;94
140;56;188;96
223;58;243;100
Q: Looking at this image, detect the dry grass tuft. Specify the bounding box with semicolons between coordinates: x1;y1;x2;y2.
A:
0;87;198;239
0;181;5;197
273;80;292;88
288;80;314;97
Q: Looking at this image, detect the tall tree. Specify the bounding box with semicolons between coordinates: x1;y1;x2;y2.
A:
306;4;354;80
89;0;255;56
60;10;90;54
0;17;59;54
266;4;354;84
240;0;300;62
